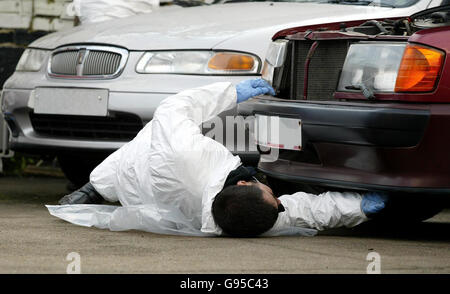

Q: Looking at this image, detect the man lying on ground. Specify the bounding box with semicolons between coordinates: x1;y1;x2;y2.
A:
49;79;388;237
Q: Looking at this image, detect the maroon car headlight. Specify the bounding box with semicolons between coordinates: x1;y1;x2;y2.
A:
261;39;288;86
337;42;407;93
338;42;445;93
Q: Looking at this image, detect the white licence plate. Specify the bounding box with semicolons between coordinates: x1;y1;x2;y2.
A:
255;114;302;151
33;88;108;116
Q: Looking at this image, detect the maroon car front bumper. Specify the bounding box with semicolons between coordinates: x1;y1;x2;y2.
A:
239;97;450;195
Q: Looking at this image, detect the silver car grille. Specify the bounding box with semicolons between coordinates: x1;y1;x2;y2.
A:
30;111;143;141
48;45;128;79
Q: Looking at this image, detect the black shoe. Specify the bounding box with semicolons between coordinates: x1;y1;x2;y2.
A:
66;181;81;192
58;182;104;205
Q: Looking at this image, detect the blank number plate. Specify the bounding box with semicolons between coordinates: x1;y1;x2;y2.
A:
33;88;108;116
255;114;302;151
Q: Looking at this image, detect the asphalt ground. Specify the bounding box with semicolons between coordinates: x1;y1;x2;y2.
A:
0;175;449;274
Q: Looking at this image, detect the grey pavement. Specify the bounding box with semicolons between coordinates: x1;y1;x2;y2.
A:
0;176;449;274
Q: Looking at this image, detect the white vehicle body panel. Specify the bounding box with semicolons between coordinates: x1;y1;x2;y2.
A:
31;2;431;54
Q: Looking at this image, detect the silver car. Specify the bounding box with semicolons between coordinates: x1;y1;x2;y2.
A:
1;0;442;186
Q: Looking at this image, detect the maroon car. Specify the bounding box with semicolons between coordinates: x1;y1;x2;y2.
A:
239;5;450;221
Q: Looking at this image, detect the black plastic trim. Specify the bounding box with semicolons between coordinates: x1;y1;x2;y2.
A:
259;167;450;196
243;100;429;147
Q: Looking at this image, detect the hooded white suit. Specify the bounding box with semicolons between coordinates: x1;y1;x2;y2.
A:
46;82;368;236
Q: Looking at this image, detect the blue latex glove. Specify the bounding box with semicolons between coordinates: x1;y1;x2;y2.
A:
236;78;276;103
361;192;389;218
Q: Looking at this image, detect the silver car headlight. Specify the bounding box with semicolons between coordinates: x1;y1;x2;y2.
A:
16;49;50;72
136;51;260;74
261;39;288;86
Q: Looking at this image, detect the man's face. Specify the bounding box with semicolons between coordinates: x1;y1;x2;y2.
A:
236;180;281;210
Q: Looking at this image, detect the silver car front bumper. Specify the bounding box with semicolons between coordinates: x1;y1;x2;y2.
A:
2;88;166;151
2;86;258;160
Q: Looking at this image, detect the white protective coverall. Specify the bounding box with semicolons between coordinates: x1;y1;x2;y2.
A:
46;82;369;237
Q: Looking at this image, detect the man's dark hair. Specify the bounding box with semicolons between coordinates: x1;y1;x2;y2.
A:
212;185;278;237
